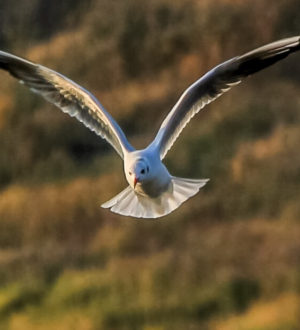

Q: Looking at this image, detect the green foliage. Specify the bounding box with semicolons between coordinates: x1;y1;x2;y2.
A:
220;277;261;313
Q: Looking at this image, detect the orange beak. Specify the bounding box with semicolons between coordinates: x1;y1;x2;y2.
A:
134;177;139;188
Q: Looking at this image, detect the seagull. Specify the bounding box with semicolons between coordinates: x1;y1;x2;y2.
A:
0;36;299;218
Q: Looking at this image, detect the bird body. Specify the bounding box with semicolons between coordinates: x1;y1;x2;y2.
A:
101;145;209;218
0;36;299;218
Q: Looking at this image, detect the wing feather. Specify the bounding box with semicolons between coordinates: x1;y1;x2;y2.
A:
0;51;134;158
152;36;300;159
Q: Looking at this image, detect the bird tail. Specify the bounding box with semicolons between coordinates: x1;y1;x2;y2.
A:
101;177;209;219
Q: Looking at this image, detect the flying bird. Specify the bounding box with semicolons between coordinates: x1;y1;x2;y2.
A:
0;36;299;218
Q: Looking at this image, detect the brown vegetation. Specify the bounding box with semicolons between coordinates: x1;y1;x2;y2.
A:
0;0;300;328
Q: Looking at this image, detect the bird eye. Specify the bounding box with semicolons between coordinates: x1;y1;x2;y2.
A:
129;171;132;176
141;169;145;174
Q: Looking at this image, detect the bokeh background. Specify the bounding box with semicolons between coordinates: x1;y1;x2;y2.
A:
0;0;300;329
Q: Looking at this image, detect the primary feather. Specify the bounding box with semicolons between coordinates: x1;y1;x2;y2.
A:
0;51;133;158
152;36;300;159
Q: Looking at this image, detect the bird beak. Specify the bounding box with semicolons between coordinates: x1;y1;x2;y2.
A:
134;177;139;188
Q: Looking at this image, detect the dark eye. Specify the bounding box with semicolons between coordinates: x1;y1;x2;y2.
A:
141;169;145;174
129;171;132;176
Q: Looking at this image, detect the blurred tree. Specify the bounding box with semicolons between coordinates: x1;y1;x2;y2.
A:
0;1;299;329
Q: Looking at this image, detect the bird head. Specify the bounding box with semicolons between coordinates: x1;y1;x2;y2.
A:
126;158;150;189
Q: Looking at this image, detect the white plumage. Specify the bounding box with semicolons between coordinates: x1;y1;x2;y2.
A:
0;36;299;218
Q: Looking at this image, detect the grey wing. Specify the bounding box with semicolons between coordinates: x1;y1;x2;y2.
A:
0;51;134;159
151;36;300;159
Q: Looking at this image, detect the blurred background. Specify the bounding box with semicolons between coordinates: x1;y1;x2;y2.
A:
0;0;299;329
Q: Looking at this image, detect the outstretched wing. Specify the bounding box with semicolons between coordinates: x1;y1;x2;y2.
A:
151;36;300;159
0;51;134;158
